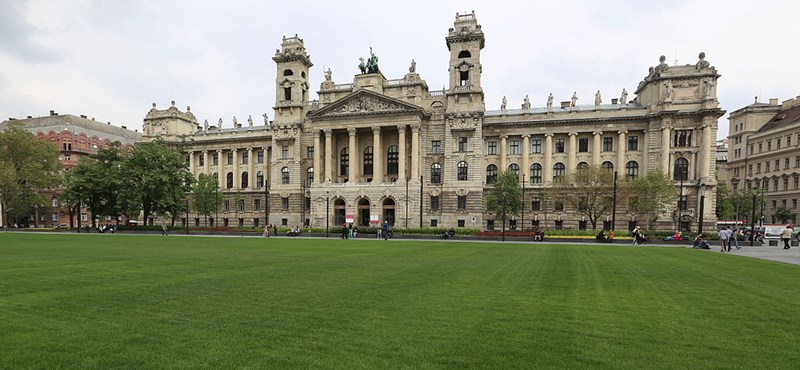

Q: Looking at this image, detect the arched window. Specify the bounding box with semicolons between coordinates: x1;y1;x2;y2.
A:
458;50;471;58
431;163;442;184
213;172;219;187
553;163;566;183
508;163;520;176
307;167;314;187
530;163;542;184
601;161;614;173
387;145;399;175
256;171;264;188
340;147;349;177
363;146;373;176
577;162;589;171
457;161;468;181
281;167;290;184
674;158;689;180
241;172;249;188
625;161;639;181
226;172;233;189
486;164;498;184
283;69;293;76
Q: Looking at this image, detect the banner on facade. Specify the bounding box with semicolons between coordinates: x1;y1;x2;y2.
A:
370;215;380;224
345;215;354;224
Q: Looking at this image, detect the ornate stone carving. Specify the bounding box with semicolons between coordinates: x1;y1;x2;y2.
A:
329;95;408;114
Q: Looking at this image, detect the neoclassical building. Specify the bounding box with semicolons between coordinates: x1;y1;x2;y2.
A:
144;12;723;231
725;96;800;224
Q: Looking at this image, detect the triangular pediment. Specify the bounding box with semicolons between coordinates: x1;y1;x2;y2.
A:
308;89;425;120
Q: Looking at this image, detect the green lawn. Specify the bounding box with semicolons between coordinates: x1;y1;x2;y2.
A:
1;233;798;369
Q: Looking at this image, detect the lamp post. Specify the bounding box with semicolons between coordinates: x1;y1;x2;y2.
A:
502;190;508;242
185;192;190;235
677;177;684;232
214;184;219;228
265;181;270;226
326;191;330;238
419;176;423;228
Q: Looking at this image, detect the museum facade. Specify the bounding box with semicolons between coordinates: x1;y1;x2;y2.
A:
144;12;723;231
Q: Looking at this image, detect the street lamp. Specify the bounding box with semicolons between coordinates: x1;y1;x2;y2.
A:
521;174;525;232
502;190;508;242
185;192;190;235
265;180;270;226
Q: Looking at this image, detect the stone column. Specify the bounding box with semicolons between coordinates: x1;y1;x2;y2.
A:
499;135;508;171
521;134;530;181
544;134;553;183
188;151;195;178
247;148;255;188
203;151;210;175
592;131;602;167
263;147;274;187
701;123;712;180
217;149;224;188
411;125;420;181
617;130;627;173
372;126;382;182
348;127;357;182
232;149;239;189
398;125;407;181
567;133;577;174
324;129;333;183
661;126;671;175
313;131;321;183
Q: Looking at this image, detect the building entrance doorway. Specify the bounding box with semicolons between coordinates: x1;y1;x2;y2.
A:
382;198;395;226
334;198;346;226
357;198;370;226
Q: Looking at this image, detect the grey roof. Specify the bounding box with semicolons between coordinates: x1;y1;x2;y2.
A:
0;114;141;144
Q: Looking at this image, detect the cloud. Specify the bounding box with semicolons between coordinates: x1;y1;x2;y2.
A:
0;0;62;62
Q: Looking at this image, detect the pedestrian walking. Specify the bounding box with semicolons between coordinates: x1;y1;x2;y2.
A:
718;227;729;252
161;223;168;236
382;221;389;240
781;224;794;249
262;225;269;237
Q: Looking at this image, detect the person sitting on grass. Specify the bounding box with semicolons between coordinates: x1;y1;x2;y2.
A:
596;230;607;242
693;233;710;249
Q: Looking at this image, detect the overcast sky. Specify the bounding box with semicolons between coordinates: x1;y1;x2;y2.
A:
2;0;798;140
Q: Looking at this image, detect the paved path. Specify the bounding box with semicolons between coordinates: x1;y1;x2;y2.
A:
700;243;800;265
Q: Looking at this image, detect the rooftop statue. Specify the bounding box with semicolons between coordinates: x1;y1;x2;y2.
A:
570;92;578;107
324;68;332;81
366;47;380;74
358;57;366;74
409;59;416;73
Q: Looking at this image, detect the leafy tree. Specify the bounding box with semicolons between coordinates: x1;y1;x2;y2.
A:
773;206;794;224
485;170;522;234
62;145;127;228
551;166;617;229
122;140;193;225
716;185;764;223
192;174;223;226
715;181;735;221
629;170;676;230
59;170;84;228
0;124;60;227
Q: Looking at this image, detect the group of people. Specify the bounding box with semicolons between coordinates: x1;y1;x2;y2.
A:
595;230;614;243
532;229;545;241
261;224;278;238
441;228;456;239
717;226;741;252
341;223;359;239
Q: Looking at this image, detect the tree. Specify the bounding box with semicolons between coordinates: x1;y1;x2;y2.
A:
715;181;735;221
550;166;616;230
122;140;193;225
773;206;794;224
192;174;223;226
0;124;60;227
629;170;676;230
716;185;763;223
485;170;522;236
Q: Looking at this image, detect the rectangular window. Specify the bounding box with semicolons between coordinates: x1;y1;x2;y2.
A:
554;138;565;153
237;199;245;212
509;139;520;155
775;160;780;171
531;198;541;211
307;146;314;159
554;220;563;230
602;137;613;152
282;145;289;159
784;178;789;191
794;177;799;190
198;155;204;166
430;219;438;227
213;153;219;165
554;201;564;212
227;152;233;165
756;163;761;173
788;136;792;146
224;200;230;211
796;156;800;168
777;138;782;149
487;140;497;155
531;139;542;154
432;140;441;153
254;199;261;211
765;162;770;172
457;195;467;210
628;136;639;151
430;196;440;211
767;141;772;151
578;138;589;152
774;179;779;192
758;143;762;153
242;151;249;165
747;164;752;176
457;219;465;228
51;213;58;222
487;220;495;230
257;150;264;164
458;137;469;152
81;213;87;222
629;198;638;212
786;158;790;170
793;199;798;209
282;218;288;226
281;197;289;211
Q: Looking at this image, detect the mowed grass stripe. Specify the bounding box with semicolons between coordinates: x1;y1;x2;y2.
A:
1;233;798;369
